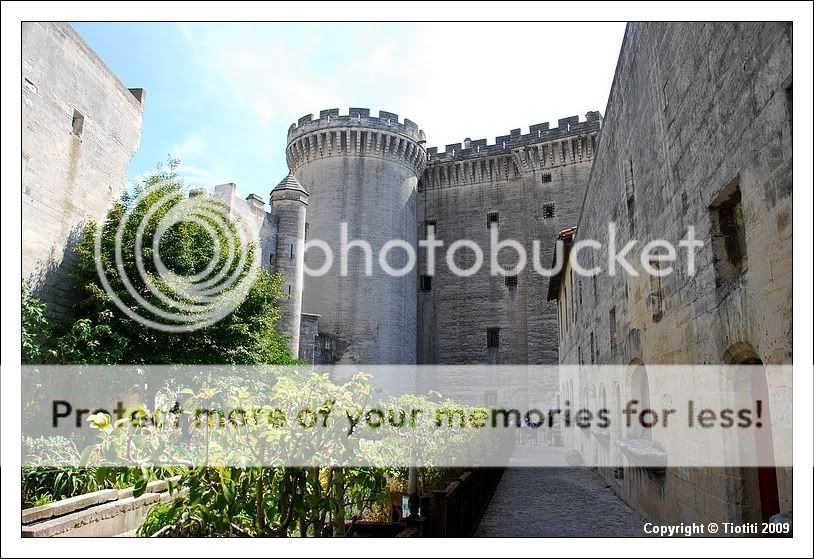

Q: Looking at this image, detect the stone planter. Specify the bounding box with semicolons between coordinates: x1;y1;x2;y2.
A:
21;477;183;537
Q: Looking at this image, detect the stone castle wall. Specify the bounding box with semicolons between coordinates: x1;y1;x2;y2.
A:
555;22;793;525
22;22;145;320
417;114;600;372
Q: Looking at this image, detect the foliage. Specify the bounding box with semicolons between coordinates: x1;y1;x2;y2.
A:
104;372;393;537
20;159;497;536
65;158;296;366
22;282;50;364
84;371;500;537
21;435;179;507
21;159;297;510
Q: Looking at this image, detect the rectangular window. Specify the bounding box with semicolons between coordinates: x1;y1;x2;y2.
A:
542;172;552;183
487;328;500;348
609;307;617;352
590;331;595;364
424;219;437;236
419;274;432;292
710;182;747;287
487;211;499;228
558;303;562;340
563;286;568;331
543;203;555;219
649;259;663;322
710;179;747;287
505;274;518;289
624;158;635;236
71;109;84;137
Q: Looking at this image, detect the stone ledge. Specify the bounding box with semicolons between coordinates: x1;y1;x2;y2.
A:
615;438;668;471
21;492;161;537
21;488;118;524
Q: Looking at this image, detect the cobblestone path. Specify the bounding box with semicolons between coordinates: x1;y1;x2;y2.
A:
474;447;648;537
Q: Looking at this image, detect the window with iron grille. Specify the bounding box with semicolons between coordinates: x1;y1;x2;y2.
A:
487;328;500;348
542;172;552;183
419;274;432;291
505;274;518;289
543;203;555;219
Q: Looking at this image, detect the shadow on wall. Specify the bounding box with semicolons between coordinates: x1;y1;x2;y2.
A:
27;223;88;325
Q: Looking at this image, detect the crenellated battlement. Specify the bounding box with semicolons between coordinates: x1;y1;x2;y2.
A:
418;111;603;191
425;111;602;164
286;107;427;176
288;107;426;143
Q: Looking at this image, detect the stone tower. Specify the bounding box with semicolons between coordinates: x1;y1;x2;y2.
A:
286;108;427;364
270;174;309;356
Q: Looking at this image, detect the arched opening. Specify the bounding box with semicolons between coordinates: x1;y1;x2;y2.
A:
724;342;780;521
750;359;780;521
725;343;780;522
630;363;651;440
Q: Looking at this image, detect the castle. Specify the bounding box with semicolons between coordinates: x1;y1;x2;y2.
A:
22;21;793;528
22;22;597;370
211;107;601;370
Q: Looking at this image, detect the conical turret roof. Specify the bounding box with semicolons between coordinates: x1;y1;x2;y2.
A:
271;173;309;196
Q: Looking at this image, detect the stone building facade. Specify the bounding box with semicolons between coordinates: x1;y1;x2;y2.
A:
417;114;601;367
21;19;794;529
22;22;145;321
279;109;600;372
548;22;792;525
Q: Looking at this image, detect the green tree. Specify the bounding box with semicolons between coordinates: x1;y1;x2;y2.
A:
32;159;295;366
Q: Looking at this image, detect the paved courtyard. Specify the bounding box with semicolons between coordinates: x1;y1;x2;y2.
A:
474;447;649;537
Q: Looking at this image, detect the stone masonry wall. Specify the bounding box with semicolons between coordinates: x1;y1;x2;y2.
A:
417;115;600;370
288;109;426;365
22;22;144;321
556;22;793;525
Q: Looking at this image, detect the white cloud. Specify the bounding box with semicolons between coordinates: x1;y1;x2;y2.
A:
171;23;624;197
169;133;205;159
171;22;625;182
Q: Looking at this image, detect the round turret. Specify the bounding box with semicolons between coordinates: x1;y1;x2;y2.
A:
270;173;309;356
286;108;427;364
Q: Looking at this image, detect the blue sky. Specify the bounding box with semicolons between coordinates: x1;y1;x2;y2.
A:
73;22;626;203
